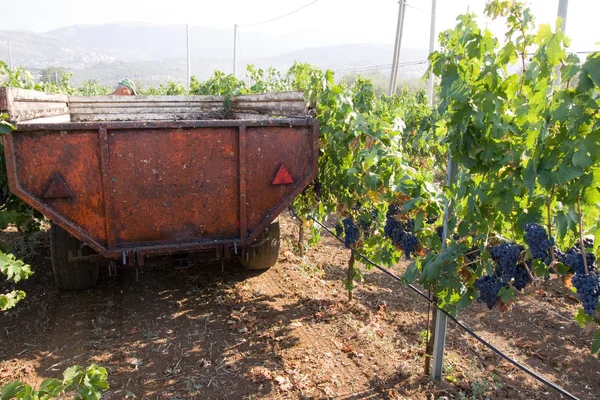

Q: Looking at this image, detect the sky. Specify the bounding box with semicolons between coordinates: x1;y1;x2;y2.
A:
1;0;599;52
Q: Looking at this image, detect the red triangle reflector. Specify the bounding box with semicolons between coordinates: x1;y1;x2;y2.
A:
272;164;294;185
44;173;73;199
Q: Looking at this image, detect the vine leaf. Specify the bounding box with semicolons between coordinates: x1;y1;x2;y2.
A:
592;332;600;360
574;308;593;328
0;380;25;400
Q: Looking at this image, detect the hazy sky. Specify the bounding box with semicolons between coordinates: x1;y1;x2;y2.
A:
2;0;599;51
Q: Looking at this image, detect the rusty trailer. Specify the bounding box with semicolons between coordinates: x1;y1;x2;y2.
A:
0;87;318;289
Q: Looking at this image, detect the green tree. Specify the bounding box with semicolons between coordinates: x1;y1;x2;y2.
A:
39;66;69;84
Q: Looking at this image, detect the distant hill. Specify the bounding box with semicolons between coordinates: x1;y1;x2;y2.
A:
0;22;429;87
0;29;113;69
46;23;320;61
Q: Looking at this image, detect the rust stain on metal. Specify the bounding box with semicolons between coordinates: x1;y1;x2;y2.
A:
239;126;247;240
109;127;240;245
5;119;318;258
245;126;314;233
43;173;73;199
98;128;117;250
12;130;108;243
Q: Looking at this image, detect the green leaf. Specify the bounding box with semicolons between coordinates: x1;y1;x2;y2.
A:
403;260;420;283
414;211;424;232
592;332;600;359
581;53;600;87
0;290;26;311
63;365;84;388
401;197;422;213
498;286;516;303
364;171;379;191
574;308;593;328
76;387;100;400
557;165;584;183
0;253;33;283
0;120;15;135
0;380;26;400
572;143;593;169
38;378;63;396
532;259;548;277
555;262;570;275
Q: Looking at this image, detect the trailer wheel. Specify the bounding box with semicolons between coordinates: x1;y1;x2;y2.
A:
241;220;280;271
50;224;101;290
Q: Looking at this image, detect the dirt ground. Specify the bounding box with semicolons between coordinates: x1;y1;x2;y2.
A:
1;213;599;399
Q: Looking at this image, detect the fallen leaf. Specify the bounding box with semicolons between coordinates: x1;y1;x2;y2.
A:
341;344;353;353
247;366;272;382
274;375;293;391
127;327;140;336
515;340;533;349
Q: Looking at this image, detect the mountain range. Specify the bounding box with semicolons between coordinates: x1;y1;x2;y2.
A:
0;23;429;87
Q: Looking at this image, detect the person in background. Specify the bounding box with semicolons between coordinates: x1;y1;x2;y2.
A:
111;79;137;96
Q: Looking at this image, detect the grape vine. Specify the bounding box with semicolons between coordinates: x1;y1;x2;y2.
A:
1;2;599;359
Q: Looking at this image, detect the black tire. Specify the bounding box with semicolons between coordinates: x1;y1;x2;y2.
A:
241;220;280;271
50;224;101;290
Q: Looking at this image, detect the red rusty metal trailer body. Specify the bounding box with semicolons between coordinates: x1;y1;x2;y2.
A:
0;88;317;283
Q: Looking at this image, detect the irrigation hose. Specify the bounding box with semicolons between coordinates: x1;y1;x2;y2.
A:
290;209;580;400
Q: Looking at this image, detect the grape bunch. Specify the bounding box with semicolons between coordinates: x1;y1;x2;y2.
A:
575;237;595;250
490;243;521;281
524;223;553;260
399;232;418;259
342;218;359;249
405;218;415;232
474;275;507;309
513;263;532;291
384;217;402;239
383;213;417;259
386;203;400;218
564;247;596;274
572;272;600;316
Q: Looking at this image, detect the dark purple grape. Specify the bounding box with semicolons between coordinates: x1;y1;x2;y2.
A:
513;263;532;291
384;215;417;258
384;217;401;239
399;232;418;259
564;247;596;274
475;275;508;309
342;218;359;249
490;243;521;281
524;223;553;260
572;272;600;316
386;204;400;218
